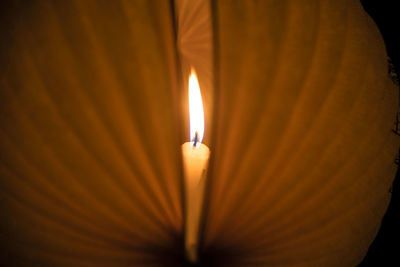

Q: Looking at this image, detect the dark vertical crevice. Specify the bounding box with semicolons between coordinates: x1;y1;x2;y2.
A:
169;0;179;42
198;0;220;260
169;0;187;263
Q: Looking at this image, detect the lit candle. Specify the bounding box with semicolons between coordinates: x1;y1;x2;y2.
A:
182;70;210;263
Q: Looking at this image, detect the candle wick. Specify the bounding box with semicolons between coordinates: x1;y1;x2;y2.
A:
193;131;199;147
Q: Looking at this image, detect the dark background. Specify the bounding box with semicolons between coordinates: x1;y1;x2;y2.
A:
359;0;399;266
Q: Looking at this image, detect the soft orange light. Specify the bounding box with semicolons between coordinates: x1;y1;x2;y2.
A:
189;71;205;145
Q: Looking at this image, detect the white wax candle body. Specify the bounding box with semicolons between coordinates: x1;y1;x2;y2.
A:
182;142;210;263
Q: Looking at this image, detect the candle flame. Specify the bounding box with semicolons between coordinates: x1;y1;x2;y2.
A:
189;70;204;145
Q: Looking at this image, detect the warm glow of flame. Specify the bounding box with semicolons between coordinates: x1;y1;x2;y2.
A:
189;71;204;145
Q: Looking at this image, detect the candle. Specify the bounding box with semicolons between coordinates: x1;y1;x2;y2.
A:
182;70;210;263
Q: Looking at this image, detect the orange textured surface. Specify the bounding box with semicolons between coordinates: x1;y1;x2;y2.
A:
0;0;398;266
